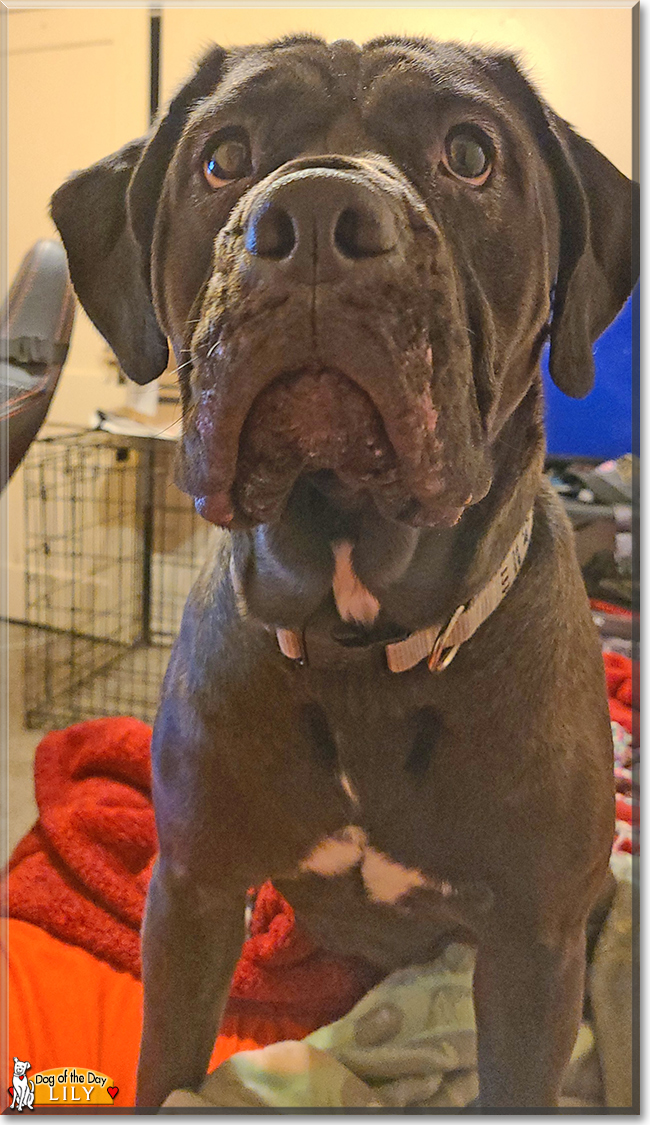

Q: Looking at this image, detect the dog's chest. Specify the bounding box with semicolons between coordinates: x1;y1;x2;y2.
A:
295;667;458;908
299;822;457;906
289;685;497;929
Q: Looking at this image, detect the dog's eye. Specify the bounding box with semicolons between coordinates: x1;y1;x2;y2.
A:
203;130;252;187
442;127;492;185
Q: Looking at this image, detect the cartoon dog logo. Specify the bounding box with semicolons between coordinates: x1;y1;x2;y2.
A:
9;1059;35;1112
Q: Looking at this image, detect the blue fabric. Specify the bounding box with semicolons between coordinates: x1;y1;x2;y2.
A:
542;285;637;459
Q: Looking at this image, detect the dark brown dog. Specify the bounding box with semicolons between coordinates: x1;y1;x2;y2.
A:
51;36;637;1109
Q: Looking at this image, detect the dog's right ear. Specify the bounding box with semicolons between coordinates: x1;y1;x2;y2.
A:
51;138;167;385
50;45;227;384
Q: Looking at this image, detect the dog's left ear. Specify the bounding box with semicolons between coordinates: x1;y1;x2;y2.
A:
545;118;638;398
486;54;638;398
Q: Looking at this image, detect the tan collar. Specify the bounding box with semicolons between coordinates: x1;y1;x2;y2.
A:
274;508;534;673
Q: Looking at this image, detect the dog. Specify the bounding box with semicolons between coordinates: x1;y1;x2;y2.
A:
51;35;637;1108
10;1059;35;1112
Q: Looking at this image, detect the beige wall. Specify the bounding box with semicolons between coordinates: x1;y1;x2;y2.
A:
5;8;150;617
7;7;150;422
161;6;633;177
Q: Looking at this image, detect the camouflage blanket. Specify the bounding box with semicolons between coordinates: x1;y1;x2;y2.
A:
163;854;633;1111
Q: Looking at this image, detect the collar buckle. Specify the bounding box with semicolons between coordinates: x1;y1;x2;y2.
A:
427;604;466;672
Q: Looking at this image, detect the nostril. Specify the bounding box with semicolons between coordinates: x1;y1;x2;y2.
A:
334;206;397;260
245;203;295;259
334;209;365;259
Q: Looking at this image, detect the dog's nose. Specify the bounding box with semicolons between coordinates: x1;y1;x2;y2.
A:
243;168;399;284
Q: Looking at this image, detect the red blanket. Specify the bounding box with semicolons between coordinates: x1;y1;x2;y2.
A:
603;650;635;736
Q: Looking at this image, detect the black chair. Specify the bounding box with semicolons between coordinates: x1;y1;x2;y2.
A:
1;239;76;489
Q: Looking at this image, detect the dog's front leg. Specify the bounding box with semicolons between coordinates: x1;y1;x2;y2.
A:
136;857;246;1108
473;927;586;1108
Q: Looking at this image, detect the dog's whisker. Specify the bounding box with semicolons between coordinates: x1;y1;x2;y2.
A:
166;358;194;378
154;413;183;439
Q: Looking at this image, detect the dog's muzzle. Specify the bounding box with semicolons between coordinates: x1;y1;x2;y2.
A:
181;157;492;529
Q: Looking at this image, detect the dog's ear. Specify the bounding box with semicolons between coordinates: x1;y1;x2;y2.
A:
51;138;167;385
485;53;638;399
544;118;638;398
50;45;227;385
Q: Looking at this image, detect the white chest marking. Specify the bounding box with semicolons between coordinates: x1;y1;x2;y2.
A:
299;825;454;906
332;541;380;626
301;825;366;877
361;846;427;903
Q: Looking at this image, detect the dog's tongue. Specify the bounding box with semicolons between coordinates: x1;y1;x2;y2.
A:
234;369;396;522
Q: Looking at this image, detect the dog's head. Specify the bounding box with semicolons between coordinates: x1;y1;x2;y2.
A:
13;1060;30;1078
52;36;636;531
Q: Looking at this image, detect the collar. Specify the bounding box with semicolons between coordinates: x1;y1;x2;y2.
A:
272;508;534;673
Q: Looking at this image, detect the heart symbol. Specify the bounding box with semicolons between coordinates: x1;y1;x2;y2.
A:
107;1087;118;1101
7;1087;14;1100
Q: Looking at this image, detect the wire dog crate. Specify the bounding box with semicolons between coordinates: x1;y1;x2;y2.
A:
22;431;220;728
